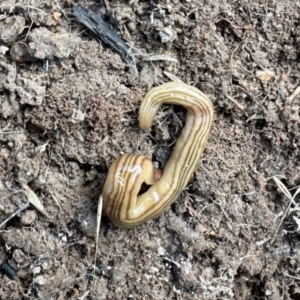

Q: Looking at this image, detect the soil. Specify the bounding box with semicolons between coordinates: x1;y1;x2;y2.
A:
0;0;300;299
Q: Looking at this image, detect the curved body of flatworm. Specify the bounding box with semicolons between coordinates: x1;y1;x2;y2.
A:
101;82;214;228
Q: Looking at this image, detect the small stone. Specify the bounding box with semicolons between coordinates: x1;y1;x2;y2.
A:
10;42;37;63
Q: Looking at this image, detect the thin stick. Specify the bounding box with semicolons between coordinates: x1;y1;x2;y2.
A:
283;272;300;280
0;201;29;228
287;86;300;102
271;178;300;244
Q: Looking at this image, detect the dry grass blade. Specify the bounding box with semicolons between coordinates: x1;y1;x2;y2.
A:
293;185;300;199
283;272;300;280
163;71;183;82
48;189;62;211
94;195;103;277
142;54;178;63
287;85;300;102
21;183;48;217
273;177;292;200
271;177;299;244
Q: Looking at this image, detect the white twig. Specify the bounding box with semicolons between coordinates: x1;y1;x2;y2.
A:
287;86;300;102
283;272;300;280
0;201;29;228
271;177;300;244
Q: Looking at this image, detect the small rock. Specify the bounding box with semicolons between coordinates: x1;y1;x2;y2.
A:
10;42;37;63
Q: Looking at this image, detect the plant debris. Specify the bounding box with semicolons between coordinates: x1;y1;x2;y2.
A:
74;4;137;67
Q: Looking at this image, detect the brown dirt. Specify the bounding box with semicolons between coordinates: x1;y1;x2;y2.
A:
0;1;300;299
